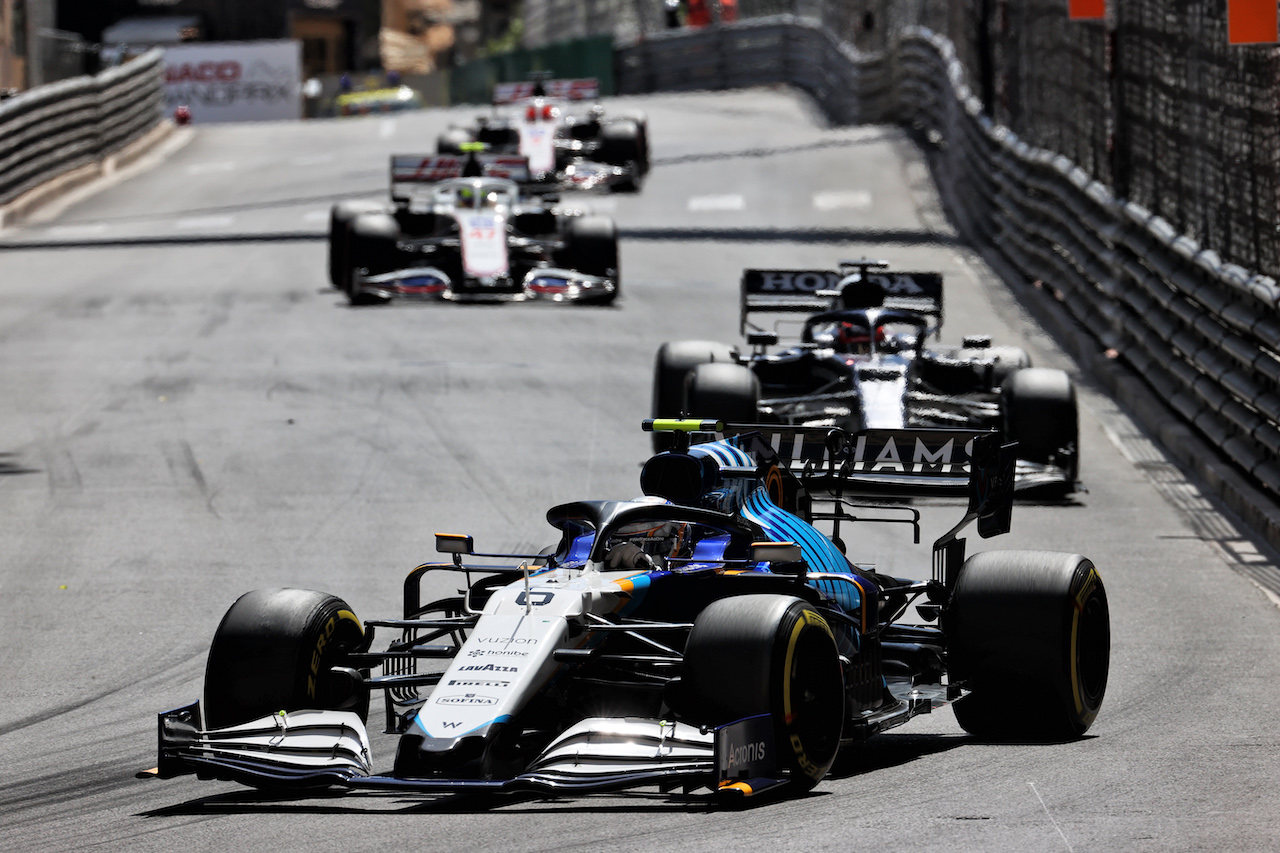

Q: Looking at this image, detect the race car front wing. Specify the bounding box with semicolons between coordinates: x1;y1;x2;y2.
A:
146;705;789;797
356;265;616;303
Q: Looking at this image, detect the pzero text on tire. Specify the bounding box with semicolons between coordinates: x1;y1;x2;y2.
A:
203;588;369;730
681;594;844;789
946;551;1109;741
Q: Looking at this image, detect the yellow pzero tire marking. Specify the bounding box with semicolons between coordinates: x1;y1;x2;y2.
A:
782;609;833;782
1068;570;1097;719
337;609;363;634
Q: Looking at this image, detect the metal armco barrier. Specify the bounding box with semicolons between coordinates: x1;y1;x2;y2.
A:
0;50;165;208
617;17;1280;500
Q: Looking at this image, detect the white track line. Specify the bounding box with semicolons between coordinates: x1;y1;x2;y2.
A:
687;194;744;212
175;215;235;230
813;189;872;210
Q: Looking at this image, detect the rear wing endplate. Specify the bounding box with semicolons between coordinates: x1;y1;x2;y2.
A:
739;268;945;336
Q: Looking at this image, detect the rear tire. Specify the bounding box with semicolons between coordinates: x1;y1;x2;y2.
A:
681;595;844;790
946;551;1109;741
203;588;369;730
650;341;736;451
1002;367;1079;486
685;362;760;424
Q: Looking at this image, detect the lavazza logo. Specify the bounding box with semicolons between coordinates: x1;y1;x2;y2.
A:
458;663;519;673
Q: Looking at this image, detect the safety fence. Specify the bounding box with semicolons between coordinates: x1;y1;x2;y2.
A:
611;15;1280;498
0;49;165;208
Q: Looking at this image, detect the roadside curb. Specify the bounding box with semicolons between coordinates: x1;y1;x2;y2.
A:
0;119;178;231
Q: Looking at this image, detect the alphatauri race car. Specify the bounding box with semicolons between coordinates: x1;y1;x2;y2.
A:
143;420;1109;801
652;260;1080;493
327;148;619;304
437;76;648;192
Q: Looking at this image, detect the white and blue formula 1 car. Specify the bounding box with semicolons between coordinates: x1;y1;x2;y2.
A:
144;421;1109;801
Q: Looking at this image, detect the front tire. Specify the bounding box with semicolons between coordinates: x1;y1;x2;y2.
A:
556;215;619;305
946;551;1110;741
348;213;402;304
329;201;386;290
203;588;369;730
681;595;844;790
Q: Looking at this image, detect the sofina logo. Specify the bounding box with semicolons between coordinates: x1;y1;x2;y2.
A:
435;694;498;706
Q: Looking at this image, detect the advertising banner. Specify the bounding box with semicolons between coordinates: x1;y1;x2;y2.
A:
164;41;302;123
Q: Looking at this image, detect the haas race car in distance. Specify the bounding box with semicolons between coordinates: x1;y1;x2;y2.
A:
144;420;1109;801
327;147;619;304
438;76;648;192
653;260;1080;494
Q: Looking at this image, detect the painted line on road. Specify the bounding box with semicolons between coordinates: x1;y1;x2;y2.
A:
303;209;330;223
47;223;109;237
292;154;335;167
175;215;236;230
687;194;744;212
813;189;872;210
185;162;235;175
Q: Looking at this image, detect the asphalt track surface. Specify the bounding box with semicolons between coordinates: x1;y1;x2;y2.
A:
2;88;1280;852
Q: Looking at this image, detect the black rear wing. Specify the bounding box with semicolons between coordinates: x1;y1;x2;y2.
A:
389;154;532;201
645;419;1013;535
739;267;945;336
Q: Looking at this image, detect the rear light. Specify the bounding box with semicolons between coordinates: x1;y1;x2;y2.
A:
525;105;537;122
541;104;555;121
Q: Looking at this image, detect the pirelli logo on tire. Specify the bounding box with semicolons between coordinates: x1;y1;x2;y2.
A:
307;609;362;700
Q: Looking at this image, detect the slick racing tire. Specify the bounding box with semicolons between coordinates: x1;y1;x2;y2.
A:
650;341;736;451
986;345;1032;389
599;119;646;190
1002;367;1079;487
556;216;619;305
329;200;386;290
436;127;474;154
348;213;402;304
946;551;1110;741
685;362;760;425
203;588;369;730
681;595;844;790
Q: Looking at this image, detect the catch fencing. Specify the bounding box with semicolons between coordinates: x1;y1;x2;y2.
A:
524;1;1280;499
0;49;165;208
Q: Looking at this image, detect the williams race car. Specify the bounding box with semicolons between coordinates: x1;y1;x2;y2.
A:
327;149;619;304
652;260;1080;493
144;420;1109;801
438;76;648;193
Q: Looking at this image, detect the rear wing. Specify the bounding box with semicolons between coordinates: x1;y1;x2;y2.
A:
389;154;531;199
739;268;945;337
493;78;600;104
644;419;1013;534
